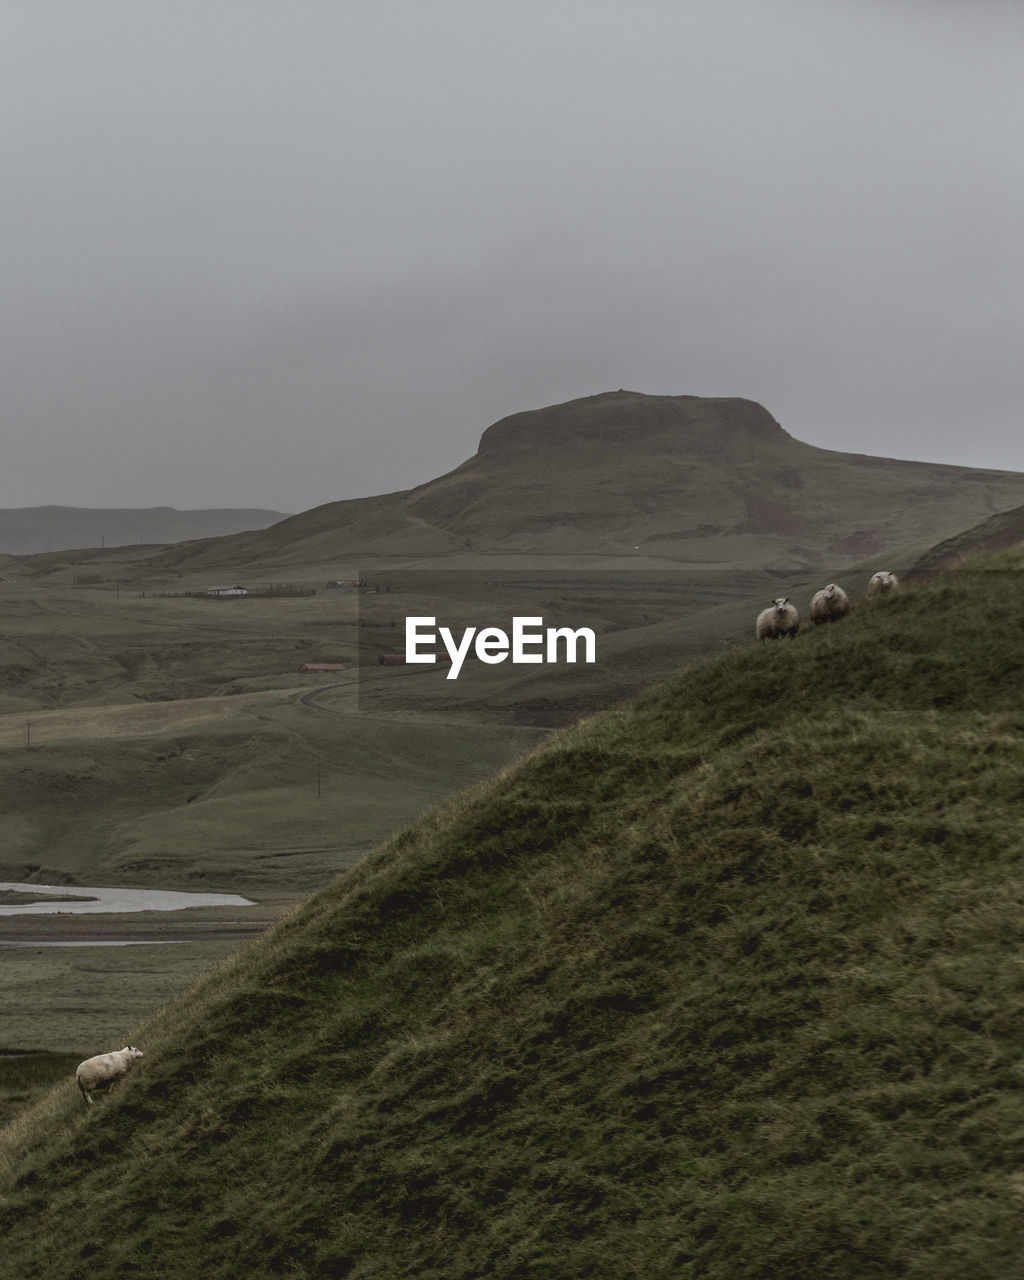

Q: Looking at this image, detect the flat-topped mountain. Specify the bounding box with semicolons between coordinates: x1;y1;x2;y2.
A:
20;393;1024;575
378;391;1024;566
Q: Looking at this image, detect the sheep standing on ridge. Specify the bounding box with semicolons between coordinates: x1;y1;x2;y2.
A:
76;1046;143;1106
809;583;850;625
868;570;900;596
756;597;800;641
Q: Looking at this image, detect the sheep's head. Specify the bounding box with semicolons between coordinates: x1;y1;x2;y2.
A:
125;1046;144;1061
822;584;837;598
773;597;790;613
869;571;897;593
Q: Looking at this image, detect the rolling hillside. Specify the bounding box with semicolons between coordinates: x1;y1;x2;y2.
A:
3;552;1023;1278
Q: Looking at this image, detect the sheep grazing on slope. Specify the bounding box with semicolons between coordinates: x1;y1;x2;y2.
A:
76;1045;143;1105
868;570;900;596
756;597;800;641
809;582;850;624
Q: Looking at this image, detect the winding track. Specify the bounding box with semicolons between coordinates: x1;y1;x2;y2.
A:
298;680;356;713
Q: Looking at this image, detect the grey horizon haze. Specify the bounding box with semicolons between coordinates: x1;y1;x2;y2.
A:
3;0;1023;515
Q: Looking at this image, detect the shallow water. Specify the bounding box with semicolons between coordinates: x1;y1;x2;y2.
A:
0;939;189;947
0;881;254;916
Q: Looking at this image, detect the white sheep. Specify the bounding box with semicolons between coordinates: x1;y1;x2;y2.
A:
76;1045;144;1105
809;582;850;624
867;570;900;596
756;597;800;641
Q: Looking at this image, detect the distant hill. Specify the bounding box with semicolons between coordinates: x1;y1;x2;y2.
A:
912;502;1024;571
4;555;1024;1276
0;506;291;556
136;391;1024;576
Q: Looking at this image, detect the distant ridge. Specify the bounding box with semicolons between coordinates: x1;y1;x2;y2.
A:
0;506;291;556
18;392;1024;575
912;502;1024;571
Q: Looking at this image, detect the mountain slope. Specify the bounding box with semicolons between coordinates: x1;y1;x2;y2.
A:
133;391;1024;576
3;559;1024;1277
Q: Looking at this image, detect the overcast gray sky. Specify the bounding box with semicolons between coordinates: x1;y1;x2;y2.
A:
2;0;1023;513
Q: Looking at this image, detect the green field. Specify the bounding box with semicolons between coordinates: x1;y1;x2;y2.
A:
2;557;1023;1277
0;580;551;1073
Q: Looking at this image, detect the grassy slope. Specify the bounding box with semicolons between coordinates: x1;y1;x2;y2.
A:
0;1054;81;1129
0;584;546;889
0;684;544;892
913;504;1024;572
3;563;1024;1277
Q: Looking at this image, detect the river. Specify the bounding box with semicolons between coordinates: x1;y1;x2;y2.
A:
0;881;255;916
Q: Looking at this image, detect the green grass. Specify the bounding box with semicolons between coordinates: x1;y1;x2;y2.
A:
0;696;545;889
0;937;255;1052
2;565;1024;1277
0;1054;82;1129
957;546;1024;571
0;586;360;709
